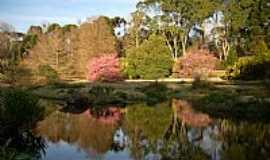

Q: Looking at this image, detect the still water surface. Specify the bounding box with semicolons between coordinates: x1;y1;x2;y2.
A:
35;100;270;160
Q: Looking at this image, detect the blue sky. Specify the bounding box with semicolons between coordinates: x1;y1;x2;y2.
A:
0;0;138;32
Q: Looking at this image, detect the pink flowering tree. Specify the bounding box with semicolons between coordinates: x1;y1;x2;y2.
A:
87;54;123;82
174;49;218;79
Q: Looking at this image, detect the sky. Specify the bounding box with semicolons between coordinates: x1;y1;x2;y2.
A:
0;0;139;32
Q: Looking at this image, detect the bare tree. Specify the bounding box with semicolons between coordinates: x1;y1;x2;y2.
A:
0;21;15;33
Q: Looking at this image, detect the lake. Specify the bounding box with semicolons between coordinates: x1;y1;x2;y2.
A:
34;99;270;160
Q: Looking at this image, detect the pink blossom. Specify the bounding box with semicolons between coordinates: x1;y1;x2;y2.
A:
174;49;218;78
87;54;123;82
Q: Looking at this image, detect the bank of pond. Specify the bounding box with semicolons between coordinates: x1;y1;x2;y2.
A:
1;82;270;160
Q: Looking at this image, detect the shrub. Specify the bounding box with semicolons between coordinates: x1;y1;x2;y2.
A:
0;89;44;131
3;65;33;85
0;73;8;82
141;82;170;105
196;92;270;121
249;40;268;55
174;49;218;79
22;34;38;50
38;65;59;83
87;54;122;82
124;35;173;79
0;89;45;159
226;51;270;80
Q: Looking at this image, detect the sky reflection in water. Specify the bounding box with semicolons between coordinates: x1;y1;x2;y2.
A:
35;100;270;160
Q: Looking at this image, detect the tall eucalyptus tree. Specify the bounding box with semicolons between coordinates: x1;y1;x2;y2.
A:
138;0;217;59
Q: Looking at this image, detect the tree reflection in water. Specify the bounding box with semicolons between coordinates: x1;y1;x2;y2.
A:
35;106;123;158
217;120;270;160
123;102;210;160
122;100;270;160
35;100;270;160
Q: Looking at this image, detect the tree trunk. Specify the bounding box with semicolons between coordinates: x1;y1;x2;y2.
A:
164;34;175;59
135;30;140;48
215;39;223;61
181;35;187;56
223;38;230;61
56;50;59;68
173;36;179;60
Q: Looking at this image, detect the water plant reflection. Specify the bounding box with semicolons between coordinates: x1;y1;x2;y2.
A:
36;106;123;158
35;99;270;160
217;120;270;160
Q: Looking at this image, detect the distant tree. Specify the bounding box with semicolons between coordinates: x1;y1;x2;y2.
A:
211;26;231;61
23;26;77;80
119;10;147;56
0;21;15;33
227;50;270;80
77;16;119;77
124;34;173;79
211;0;260;59
110;16;127;36
247;0;270;49
0;32;10;58
141;0;217;58
22;16;119;80
46;23;61;33
21;34;38;54
131;10;146;48
27;26;43;35
0;32;11;72
62;24;78;32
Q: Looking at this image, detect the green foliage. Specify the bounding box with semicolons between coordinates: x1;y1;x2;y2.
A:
0;144;37;160
123;103;172;144
0;89;44;130
249;40;269;55
0;73;8;82
22;34;38;50
0;89;45;159
124;35;173;79
87;83;171;106
62;24;78;32
141;82;170;105
87;85;147;106
0;132;45;160
3;65;33;85
248;0;270;47
46;23;61;33
196;92;270;122
38;65;59;83
123;102;209;160
201;92;236;104
224;47;238;67
227;51;270;80
219;120;270;160
192;79;214;90
221;144;247;160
